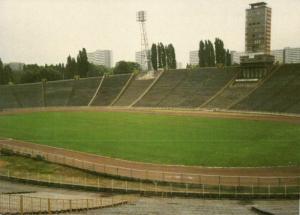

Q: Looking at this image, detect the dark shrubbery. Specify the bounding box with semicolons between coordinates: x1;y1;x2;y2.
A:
0;148;14;155
35;154;45;161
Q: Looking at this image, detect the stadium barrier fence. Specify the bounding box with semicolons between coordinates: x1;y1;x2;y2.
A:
0;142;299;198
0;168;298;199
0;193;127;214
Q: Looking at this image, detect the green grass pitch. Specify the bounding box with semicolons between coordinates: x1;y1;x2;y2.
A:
0;111;299;167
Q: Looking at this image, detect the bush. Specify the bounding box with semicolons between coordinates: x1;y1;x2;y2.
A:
113;61;140;74
0;148;14;156
35;154;45;161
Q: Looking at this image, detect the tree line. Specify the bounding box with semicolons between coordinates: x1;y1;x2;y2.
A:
0;50;139;85
151;43;176;71
0;39;231;85
0;59;13;85
65;48;90;79
63;48;140;78
199;38;231;67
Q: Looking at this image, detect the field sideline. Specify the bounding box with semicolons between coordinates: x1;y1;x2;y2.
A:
0;107;299;167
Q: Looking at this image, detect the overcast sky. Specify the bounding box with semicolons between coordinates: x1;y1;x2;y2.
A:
0;0;300;66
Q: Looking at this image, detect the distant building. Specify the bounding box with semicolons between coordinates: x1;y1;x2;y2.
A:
189;50;199;66
135;50;150;70
271;49;284;64
232;47;300;65
87;50;112;68
245;2;271;54
238;2;274;79
230;51;246;64
7;62;24;71
176;62;182;69
284;47;300;64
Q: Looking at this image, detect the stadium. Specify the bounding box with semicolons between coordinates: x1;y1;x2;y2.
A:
1;64;300;185
1;45;300;215
0;1;300;215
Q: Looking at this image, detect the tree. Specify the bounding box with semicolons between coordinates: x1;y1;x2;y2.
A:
81;48;89;77
0;58;4;84
65;55;75;79
157;43;167;68
201;40;215;67
199;40;205;67
71;58;78;77
57;63;65;79
20;64;62;83
113;61;140;74
88;64;110;77
207;40;215;67
76;51;82;75
165;45;171;69
40;67;62;81
225;49;232;66
220;40;226;64
165;44;176;69
151;44;158;71
77;48;89;78
204;40;209;67
214;38;226;65
159;43;166;69
127;62;140;73
20;64;41;83
169;44;177;69
199;38;232;67
157;44;162;68
0;65;13;84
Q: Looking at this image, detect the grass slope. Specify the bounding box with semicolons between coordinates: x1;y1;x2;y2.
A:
0;111;299;167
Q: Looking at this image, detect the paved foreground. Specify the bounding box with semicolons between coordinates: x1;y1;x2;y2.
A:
85;198;299;215
0;180;298;215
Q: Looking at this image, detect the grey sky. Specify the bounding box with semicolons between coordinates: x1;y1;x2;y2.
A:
0;0;300;66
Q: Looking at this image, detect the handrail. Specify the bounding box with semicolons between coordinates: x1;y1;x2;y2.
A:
88;75;106;106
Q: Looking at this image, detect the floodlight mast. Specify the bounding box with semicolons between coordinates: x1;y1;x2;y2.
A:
136;11;151;72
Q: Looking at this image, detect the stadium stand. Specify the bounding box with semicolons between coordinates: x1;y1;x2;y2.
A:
161;68;236;107
67;77;102;106
134;69;188;107
110;73;134;106
12;82;44;108
91;74;132;106
0;85;20;109
1;65;300;114
136;68;236;108
113;76;154;106
44;79;74;106
286;101;300;114
232;64;300;114
203;82;259;109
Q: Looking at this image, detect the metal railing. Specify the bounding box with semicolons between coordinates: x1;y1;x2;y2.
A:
0;168;299;199
0;194;127;214
0;142;299;188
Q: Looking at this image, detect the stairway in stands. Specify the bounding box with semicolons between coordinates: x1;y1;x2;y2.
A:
158;68;236;108
203;81;259;110
91;74;132;106
113;75;155;106
67;77;102;106
134;69;189;107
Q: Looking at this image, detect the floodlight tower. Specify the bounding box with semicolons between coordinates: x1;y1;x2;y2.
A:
136;11;151;71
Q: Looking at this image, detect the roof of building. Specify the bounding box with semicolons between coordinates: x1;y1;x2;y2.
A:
249;2;267;8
